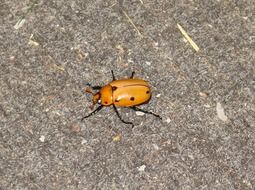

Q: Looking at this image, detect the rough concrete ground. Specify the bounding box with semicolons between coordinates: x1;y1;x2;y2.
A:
0;0;254;189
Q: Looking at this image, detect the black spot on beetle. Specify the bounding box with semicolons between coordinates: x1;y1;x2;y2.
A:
130;97;135;101
146;90;150;94
112;86;117;91
104;101;108;104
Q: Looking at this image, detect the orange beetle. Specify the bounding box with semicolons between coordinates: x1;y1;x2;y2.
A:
81;71;161;127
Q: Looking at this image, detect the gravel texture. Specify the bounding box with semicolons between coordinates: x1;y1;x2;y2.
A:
1;0;254;189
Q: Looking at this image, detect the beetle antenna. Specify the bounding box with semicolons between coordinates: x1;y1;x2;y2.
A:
81;105;104;121
130;106;162;119
112;105;134;127
84;87;95;109
85;87;93;94
111;70;116;81
86;83;102;90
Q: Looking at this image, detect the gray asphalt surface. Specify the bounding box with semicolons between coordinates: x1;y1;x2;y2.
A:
1;0;255;189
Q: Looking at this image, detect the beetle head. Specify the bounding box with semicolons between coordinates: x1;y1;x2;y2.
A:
92;93;101;105
85;87;101;110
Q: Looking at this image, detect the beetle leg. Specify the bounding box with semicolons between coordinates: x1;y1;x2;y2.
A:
112;105;134;127
131;106;162;119
130;71;135;79
81;105;104;121
111;70;116;81
86;83;101;90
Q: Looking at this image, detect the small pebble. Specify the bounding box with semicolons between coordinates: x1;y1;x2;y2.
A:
39;135;45;142
204;104;211;108
216;102;228;122
81;139;87;145
112;134;122;142
145;61;151;66
156;94;161;98
137;165;146;172
136;111;145;116
152;143;159;150
199;92;209;98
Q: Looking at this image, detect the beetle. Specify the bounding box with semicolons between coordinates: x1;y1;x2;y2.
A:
81;70;162;127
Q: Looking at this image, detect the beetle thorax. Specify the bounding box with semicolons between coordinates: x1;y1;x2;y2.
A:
99;85;113;106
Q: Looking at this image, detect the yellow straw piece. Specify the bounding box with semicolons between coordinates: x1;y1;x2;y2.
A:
122;9;143;38
177;23;200;52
